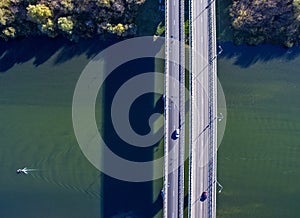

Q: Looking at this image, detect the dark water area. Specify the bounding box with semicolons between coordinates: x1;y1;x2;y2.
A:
99;57;164;217
0;36;116;73
0;36;164;218
100;58;164;162
217;42;300;218
219;41;300;67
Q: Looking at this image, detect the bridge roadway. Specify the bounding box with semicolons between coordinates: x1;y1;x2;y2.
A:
163;0;185;217
188;0;217;217
163;0;217;217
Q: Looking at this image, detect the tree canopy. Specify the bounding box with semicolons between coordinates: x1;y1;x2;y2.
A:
230;0;300;47
0;0;145;41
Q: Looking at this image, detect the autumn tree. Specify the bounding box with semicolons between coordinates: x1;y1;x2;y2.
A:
106;23;127;36
0;0;14;26
27;4;52;23
58;16;73;34
230;0;300;47
0;0;146;41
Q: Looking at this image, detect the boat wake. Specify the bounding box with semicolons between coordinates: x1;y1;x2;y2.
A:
16;167;38;175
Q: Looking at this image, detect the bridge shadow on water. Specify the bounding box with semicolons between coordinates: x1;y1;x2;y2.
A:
0;36;165;217
100;56;165;217
219;41;300;68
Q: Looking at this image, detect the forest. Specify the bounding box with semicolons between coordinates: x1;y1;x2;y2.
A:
0;0;145;41
230;0;300;47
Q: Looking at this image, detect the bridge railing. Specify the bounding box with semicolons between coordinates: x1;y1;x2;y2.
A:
178;0;186;217
207;0;217;217
187;0;194;217
163;0;169;217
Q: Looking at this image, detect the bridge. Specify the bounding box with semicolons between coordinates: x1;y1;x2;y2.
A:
163;0;218;217
163;0;185;217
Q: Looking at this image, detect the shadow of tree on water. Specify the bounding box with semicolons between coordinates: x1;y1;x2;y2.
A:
0;36;117;73
219;41;300;68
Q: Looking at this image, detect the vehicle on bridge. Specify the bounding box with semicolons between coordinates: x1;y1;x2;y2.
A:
160;189;164;199
200;191;208;202
171;129;180;140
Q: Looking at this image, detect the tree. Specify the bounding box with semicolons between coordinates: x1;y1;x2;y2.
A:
106;23;127;36
0;0;14;26
230;0;300;46
27;4;53;23
96;0;110;7
155;22;165;36
0;0;146;41
57;16;74;34
2;26;16;39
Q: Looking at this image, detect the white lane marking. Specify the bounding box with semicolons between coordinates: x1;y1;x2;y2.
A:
174;1;176;6
174;20;176;26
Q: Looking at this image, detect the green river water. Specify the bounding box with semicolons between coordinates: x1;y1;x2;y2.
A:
0;36;164;218
1;35;300;218
217;43;300;218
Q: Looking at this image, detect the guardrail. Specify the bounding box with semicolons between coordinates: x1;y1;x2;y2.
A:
212;1;218;216
178;0;186;217
163;0;170;217
207;0;217;217
188;0;194;216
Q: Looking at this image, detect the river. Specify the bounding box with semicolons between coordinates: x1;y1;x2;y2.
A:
217;42;300;218
0;36;164;218
1;35;299;218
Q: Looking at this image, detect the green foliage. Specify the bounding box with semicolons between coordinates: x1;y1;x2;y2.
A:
0;0;11;7
41;19;54;32
184;20;189;39
0;9;10;26
60;0;74;11
2;26;16;38
0;0;146;41
106;23;127;36
96;0;110;7
0;0;14;26
285;41;294;48
27;4;53;23
294;0;300;21
155;22;165;36
57;16;73;34
230;0;300;46
39;18;57;37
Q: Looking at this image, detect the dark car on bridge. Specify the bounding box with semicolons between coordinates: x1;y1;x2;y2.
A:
171;129;180;140
200;191;208;202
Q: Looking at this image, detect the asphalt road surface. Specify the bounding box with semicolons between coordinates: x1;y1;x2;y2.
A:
164;0;185;217
189;0;217;217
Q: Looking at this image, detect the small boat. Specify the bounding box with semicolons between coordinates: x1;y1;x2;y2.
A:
16;167;29;174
